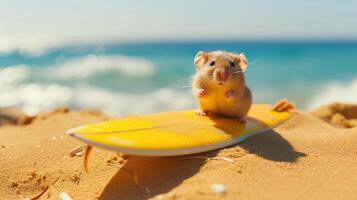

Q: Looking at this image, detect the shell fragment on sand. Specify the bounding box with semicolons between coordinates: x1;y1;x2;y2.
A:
211;183;227;194
59;192;73;200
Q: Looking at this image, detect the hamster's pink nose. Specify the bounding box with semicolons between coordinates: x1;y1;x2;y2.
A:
217;71;227;80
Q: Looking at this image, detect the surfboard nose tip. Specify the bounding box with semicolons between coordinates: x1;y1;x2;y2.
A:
66;128;76;135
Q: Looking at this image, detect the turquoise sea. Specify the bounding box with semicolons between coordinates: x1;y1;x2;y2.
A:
0;41;356;115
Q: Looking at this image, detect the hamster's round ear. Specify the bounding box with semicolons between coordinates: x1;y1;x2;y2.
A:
194;51;208;69
236;53;248;72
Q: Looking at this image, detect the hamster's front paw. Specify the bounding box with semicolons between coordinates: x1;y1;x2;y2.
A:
236;116;247;124
197;89;206;97
225;90;235;98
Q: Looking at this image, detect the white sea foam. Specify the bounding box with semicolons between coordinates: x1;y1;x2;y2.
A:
52;54;155;79
0;65;30;85
73;86;194;115
0;54;179;115
0;82;194;116
307;79;357;110
0;84;72;115
0;54;156;82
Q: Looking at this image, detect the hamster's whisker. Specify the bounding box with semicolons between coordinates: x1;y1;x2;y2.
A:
232;70;243;74
182;84;192;89
248;59;261;66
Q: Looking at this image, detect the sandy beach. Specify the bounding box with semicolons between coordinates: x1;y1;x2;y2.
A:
1;0;356;199
1;104;357;200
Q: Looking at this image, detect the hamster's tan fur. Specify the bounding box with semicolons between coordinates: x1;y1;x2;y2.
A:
192;50;252;122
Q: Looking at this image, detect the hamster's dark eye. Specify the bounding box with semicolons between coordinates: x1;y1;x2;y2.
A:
230;61;235;68
209;61;215;66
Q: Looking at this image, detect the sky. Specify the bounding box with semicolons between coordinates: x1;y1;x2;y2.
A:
0;0;356;55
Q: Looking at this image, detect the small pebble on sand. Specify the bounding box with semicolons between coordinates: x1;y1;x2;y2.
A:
211;183;227;194
52;136;56;140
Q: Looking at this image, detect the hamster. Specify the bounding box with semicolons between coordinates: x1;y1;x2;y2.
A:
192;50;252;123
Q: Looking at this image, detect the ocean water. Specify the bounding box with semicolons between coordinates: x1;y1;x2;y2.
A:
0;41;356;116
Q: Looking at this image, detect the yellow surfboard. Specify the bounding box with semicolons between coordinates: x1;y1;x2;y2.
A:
67;104;292;156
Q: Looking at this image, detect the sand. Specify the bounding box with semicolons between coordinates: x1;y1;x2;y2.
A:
1;104;357;200
312;103;357;128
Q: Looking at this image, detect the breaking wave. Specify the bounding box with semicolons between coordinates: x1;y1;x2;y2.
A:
307;79;357;110
52;54;155;79
0;54;190;115
0;83;194;116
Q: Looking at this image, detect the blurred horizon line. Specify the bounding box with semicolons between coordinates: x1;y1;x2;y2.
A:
1;38;357;57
